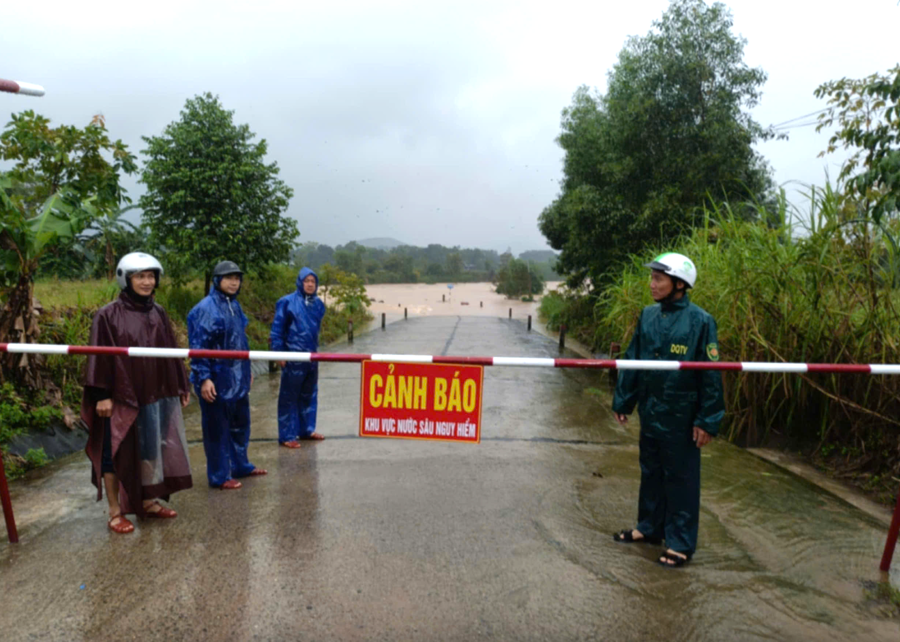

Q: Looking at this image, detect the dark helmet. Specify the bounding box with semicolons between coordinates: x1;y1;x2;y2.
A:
213;260;243;278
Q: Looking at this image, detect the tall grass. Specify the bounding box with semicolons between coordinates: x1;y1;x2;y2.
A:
593;185;900;486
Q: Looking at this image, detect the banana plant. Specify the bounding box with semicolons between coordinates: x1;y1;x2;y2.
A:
0;173;97;384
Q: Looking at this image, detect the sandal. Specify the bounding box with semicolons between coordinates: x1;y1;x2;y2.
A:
220;479;242;490
143;501;178;519
657;551;690;568
613;529;662;545
108;513;135;534
301;432;325;441
280;441;302;449
247;468;268;476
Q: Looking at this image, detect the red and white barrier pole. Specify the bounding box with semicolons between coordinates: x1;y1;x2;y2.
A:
1;342;900;374
1;341;897;562
0;79;45;97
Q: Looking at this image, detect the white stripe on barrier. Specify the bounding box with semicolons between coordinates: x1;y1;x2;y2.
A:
248;351;312;362
870;365;900;375
372;354;433;363
15;81;45;97
742;362;808;373
5;343;68;355
128;347;190;358
615;359;681;371
492;357;557;367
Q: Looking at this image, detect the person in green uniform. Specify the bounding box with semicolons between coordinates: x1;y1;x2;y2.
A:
612;252;724;568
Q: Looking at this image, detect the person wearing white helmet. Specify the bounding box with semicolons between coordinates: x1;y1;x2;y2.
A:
82;252;193;534
611;252;725;567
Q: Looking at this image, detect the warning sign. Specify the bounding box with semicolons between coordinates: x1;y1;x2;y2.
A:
359;361;484;443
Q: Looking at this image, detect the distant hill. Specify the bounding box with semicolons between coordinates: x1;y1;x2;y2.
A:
355;237;407;250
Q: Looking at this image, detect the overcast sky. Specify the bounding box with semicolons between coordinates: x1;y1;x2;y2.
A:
2;0;898;254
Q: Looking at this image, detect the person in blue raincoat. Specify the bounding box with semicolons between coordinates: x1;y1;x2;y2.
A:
270;267;326;448
187;261;267;489
612;252;725;568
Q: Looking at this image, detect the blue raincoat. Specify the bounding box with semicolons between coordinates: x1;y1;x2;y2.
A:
187;277;256;486
270;267;326;443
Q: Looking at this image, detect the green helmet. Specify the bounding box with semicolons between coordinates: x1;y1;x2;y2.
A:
644;252;697;288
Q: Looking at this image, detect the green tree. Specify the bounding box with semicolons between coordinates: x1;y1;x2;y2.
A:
816;65;900;225
495;258;545;298
0;111;136;214
445;251;463;278
539;0;774;289
140;93;297;292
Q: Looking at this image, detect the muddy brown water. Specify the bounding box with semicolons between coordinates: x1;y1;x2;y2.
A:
1;316;898;641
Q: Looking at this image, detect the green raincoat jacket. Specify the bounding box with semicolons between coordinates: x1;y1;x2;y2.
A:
613;295;725;440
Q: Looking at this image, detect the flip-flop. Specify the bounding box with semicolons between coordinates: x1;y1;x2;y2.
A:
143;501;177;519
657;551;690;568
108;513;135;534
613;529;662;545
220;479;242;490
300;433;325;441
280;441;302;449
247;468;268;476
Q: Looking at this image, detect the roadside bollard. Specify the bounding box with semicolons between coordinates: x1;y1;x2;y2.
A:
559;324;567;352
348;320;354;343
404;308;408;320
527;315;532;331
509;308;512;319
480;301;483;308
442;294;445;302
382;313;386;330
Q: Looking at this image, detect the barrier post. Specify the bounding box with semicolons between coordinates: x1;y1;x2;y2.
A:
381;313;386;330
559;324;567;351
0;452;19;544
348;320;354;343
527;315;532;331
880;487;900;572
508;308;512;319
404;308;408;320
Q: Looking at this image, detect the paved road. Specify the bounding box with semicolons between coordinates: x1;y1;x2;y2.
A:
1;317;898;641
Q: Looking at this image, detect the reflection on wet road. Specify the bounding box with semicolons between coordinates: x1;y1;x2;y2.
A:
1;317;898;640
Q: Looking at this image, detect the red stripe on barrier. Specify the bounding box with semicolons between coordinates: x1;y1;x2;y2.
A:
68;345;128;356
807;363;872;374
0;79;20;94
312;353;369;363
189;349;249;360
679;361;744;371
555;359;618;369
433;356;494;366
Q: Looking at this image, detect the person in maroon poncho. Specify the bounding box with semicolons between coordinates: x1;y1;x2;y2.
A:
82;252;193;534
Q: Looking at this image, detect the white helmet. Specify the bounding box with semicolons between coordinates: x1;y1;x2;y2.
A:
116;252;164;290
644;252;697;288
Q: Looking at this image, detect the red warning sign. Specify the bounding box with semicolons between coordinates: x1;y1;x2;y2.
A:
359;361;484;443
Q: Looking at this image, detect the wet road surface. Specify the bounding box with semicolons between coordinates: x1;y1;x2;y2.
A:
1;317;898;641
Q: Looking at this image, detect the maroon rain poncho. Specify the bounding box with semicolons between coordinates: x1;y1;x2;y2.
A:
82;290;192;517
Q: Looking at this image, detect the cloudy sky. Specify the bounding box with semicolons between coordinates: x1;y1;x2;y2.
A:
2;0;898;254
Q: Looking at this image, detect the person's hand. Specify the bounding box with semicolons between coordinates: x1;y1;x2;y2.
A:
96;399;114;418
181;392;191;408
277;361;286;368
615;413;629;425
693;426;712;448
200;379;216;403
